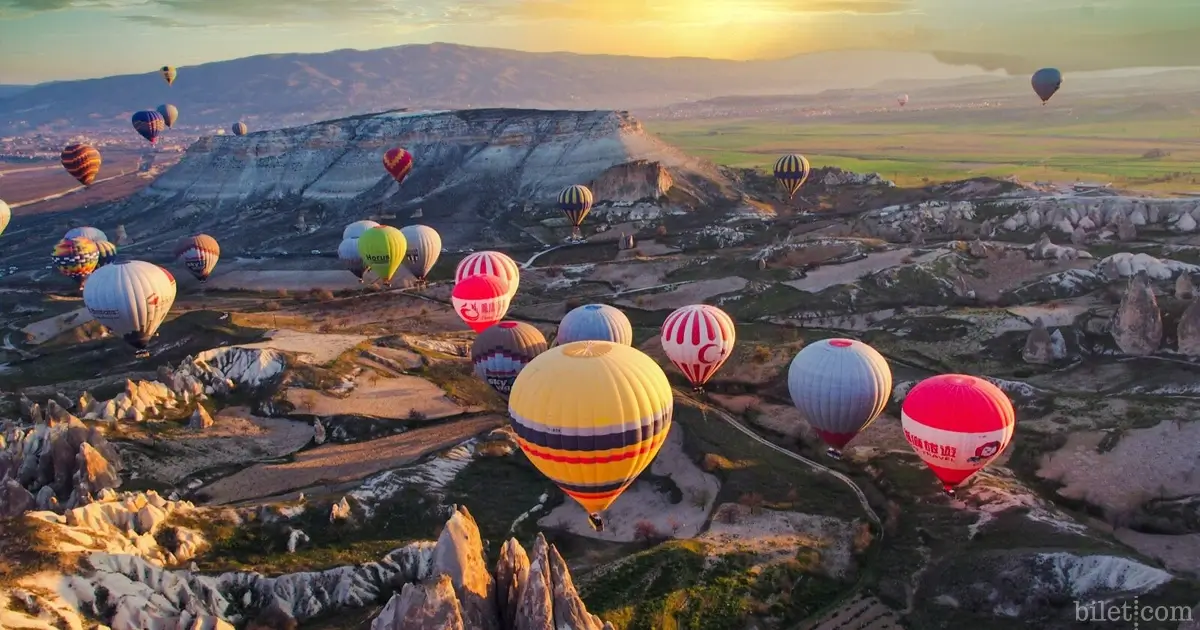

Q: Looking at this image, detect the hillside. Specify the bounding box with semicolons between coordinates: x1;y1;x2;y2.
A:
0;44;990;133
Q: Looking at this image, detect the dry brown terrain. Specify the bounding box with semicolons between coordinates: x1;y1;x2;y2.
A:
1;151;171;215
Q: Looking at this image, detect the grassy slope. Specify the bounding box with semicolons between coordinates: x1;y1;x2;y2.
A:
646;113;1200;192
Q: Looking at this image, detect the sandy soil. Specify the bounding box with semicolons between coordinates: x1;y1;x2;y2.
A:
238;329;367;365
538;423;720;542
615;276;748;311
21;307;92;345
121;406;314;485
698;504;857;578
1114;529;1200;577
962;250;1095;301
198;414;503;504
1038;421;1200;513
708;395;812;440
783;248;934;293
286;373;473;420
4;152;156;215
205;270;371;292
809;594;904;630
586;259;686;290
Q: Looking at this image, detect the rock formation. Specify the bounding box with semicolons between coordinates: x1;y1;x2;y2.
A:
1177;274;1195;300
0;413;122;516
1022;318;1064;364
1178;299;1200;357
1111;271;1163;356
189;405;214;430
1026;233;1089;261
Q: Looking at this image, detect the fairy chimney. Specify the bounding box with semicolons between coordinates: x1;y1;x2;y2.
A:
1177;274;1195;300
1178;299;1200;356
1111;270;1163;356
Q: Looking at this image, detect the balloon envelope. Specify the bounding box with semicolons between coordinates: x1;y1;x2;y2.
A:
383;148;414;186
131;110;165;144
660;304;736;388
787;338;892;451
95;240;118;268
52;237;99;282
400;224;442;281
177;234;220;281
773;154;810;199
232;122;248;136
338;238;367;280
452;275;511;333
342;220;380;240
160;66;176;85
456;251;520;299
65;227;107;243
557;304;633;346
157;104;179;128
84;260;177;350
509;341;673;527
1032;68;1063;103
357;226;407;284
61;144;101;186
0;199;9;237
557;184;594;228
900;374;1015;492
471;321;548;397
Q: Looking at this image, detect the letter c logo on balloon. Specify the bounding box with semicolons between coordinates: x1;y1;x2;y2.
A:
967;440;1001;464
696;343;723;364
459;303;480;321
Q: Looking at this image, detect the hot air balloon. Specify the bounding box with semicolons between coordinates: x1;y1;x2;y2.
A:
399;224;441;283
661;304;736;391
132;110;166;145
51;237;99;286
338;238;367;282
160;65;176;86
898;94;909;107
786;338;892;458
452;275;511;333
342;220;380;241
357;225;407;285
456;251;520;300
557;184;593;240
1031;68;1063;104
61;144;101;186
471;321;548;397
0;199;8;238
94;240;118;268
83;260;177;359
232;122;248;136
774;154;810;200
509;340;673;531
556;304;633;346
64;227;107;243
157;104;179;128
176;234;220;282
383;148;414;186
901;374;1016;494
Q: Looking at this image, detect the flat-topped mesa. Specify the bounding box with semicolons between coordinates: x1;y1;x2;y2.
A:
1111;270;1163;356
120;108;752;251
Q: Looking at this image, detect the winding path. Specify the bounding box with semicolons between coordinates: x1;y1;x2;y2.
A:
673;387;880;527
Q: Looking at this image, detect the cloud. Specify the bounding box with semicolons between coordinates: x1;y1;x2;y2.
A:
501;0;910;24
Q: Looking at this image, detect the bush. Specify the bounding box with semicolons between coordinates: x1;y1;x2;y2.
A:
749;345;772;363
633;520;665;544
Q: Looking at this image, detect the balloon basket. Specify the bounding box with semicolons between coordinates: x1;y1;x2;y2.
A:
134;350;150;360
826;448;843;460
587;513;604;532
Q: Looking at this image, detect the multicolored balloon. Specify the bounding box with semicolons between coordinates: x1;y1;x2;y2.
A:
557;184;594;230
452;275;511;333
471;321;548;397
342;220;380;240
660;304;736;390
1032;68;1063;104
456;251;520;300
787;338;892;458
61;144;101;186
157;104;179;128
132;110;165;144
64;226;107;243
357;226;407;285
52;237;100;284
509;340;674;531
84;260;177;358
94;240;118;268
773;154;810;200
556;304;632;346
399;224;441;282
383;148;414;186
175;234;220;282
160;65;177;86
898;94;909;107
338;238;367;282
232;122;248;136
0;199;9;238
901;374;1016;494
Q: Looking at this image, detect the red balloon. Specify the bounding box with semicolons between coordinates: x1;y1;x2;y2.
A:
382;147;413;186
452;274;511;333
900;374;1015;493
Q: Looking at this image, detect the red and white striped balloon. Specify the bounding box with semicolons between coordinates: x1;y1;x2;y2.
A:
660;304;736;389
455;251;520;299
900;374;1015;494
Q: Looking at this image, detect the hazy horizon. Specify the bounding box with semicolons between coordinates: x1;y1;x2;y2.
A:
1;0;1198;84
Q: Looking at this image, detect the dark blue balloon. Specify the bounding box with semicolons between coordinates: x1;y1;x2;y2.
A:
1031;68;1063;103
131;110;165;143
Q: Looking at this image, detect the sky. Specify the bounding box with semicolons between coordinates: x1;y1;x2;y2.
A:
0;0;1198;83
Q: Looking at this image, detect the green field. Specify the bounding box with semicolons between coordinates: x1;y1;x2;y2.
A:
647;114;1200;192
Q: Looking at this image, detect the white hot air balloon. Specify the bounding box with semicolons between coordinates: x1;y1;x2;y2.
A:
338;238;368;282
0;199;9;238
660;304;737;391
399;224;442;282
343;220;380;241
65;226;108;243
83;260;177;359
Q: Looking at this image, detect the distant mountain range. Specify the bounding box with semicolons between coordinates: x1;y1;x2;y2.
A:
0;43;992;134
